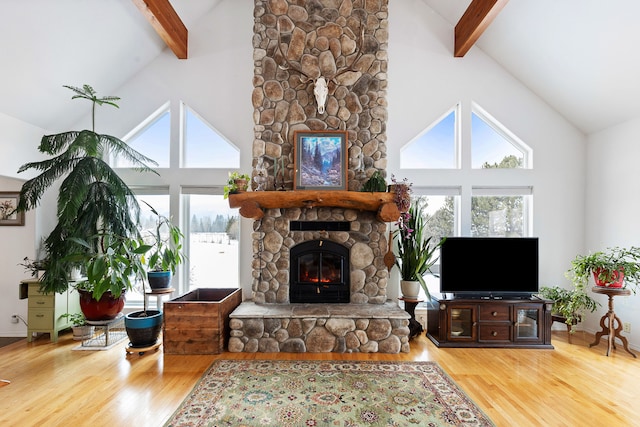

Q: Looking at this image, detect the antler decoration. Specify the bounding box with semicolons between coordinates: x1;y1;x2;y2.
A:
276;22;365;115
331;26;365;81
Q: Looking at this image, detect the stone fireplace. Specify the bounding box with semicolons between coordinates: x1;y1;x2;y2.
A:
251;209;389;305
228;0;410;353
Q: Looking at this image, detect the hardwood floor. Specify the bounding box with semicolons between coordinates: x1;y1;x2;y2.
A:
0;329;638;426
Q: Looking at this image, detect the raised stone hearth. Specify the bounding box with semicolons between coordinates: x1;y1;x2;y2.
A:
229;302;410;353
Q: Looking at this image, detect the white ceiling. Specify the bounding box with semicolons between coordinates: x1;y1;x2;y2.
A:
1;0;639;135
0;0;217;131
423;0;640;134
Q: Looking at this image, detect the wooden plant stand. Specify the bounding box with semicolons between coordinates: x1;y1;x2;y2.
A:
589;287;637;358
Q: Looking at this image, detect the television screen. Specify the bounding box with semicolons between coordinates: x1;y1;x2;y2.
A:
439;237;539;298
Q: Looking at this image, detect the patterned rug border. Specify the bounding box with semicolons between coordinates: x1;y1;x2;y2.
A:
165;359;494;427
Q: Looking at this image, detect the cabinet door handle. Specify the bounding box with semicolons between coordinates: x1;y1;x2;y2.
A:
492;311;498;316
492;331;498;337
36;314;44;318
37;301;45;305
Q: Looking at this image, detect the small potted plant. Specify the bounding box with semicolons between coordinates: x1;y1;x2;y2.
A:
18;257;49;278
140;201;185;290
360;170;387;192
61;312;94;340
538;285;600;331
223;172;251;199
567;246;640;293
394;198;445;300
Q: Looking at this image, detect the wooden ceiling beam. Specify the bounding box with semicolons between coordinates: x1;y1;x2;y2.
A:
454;0;509;57
132;0;188;59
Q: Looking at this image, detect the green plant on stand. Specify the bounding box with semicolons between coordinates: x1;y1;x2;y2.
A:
66;232;150;321
140;201;185;290
567;246;640;293
538;285;600;330
394;199;445;300
61;312;94;341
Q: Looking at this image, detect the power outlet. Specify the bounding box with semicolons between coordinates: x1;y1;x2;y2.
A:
415;309;428;330
623;322;631;333
11;314;19;324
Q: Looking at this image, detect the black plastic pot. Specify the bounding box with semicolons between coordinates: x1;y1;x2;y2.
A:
125;310;162;347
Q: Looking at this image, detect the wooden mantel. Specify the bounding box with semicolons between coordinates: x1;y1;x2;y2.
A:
228;190;400;222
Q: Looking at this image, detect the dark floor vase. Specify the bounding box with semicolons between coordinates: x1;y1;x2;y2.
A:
78;289;126;321
125;310;163;347
148;271;172;289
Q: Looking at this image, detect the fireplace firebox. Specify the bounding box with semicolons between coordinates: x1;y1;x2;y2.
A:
290;240;350;303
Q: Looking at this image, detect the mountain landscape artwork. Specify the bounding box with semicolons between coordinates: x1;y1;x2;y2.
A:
295;131;347;190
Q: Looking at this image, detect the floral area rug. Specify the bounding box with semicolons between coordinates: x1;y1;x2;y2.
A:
165;360;494;427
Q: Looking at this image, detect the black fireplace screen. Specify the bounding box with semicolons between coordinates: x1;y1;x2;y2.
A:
290;240;349;303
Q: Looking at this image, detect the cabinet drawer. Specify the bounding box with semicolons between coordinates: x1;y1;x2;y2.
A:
28;295;53;308
479;305;510;321
29;309;53;329
479;324;511;341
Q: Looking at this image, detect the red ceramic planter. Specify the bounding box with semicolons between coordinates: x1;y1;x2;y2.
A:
78;289;126;321
593;268;625;288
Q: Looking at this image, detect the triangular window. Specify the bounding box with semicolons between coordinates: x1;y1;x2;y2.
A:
471;104;531;169
117;103;170;168
401;107;457;169
182;106;240;168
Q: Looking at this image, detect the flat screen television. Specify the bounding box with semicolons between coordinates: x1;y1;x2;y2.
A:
439;237;539;299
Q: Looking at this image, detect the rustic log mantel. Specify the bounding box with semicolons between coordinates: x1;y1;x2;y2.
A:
227;190;400;222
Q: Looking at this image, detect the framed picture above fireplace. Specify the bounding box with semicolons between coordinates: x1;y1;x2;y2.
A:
294;130;347;191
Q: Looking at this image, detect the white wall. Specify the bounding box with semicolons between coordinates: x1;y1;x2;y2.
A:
0;1;591;339
0;176;34;336
585;117;640;349
388;0;586;291
0;113;53;336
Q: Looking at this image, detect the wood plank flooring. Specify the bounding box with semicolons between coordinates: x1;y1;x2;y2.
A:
0;329;638;426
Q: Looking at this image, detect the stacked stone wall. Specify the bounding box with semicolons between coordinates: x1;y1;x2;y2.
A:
252;0;389;191
235;0;401;354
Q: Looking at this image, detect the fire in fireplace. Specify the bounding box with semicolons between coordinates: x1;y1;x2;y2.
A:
290;240;350;303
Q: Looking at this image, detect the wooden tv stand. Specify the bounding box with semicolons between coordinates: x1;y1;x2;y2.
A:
426;296;554;349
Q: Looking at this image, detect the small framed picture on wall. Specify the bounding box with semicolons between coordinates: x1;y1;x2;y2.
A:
0;192;25;226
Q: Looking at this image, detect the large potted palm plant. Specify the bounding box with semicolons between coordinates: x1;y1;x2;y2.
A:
16;84;158;319
394;199;445;299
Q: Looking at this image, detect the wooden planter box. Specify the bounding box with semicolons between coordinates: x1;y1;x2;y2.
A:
163;288;242;354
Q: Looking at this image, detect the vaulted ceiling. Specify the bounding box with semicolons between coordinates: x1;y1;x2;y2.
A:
1;0;639;135
425;0;640;134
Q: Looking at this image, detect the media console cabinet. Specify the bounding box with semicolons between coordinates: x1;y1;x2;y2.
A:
426;296;554;349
